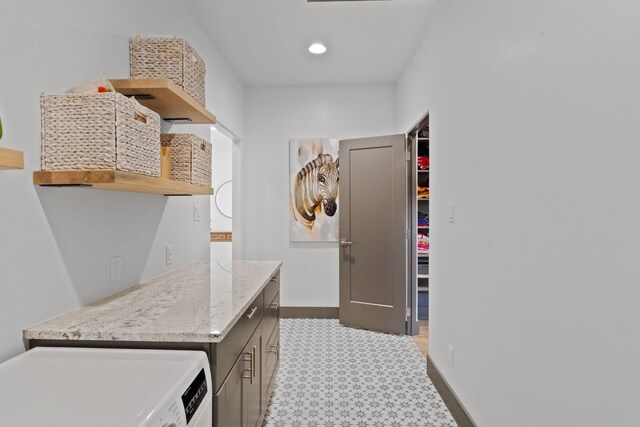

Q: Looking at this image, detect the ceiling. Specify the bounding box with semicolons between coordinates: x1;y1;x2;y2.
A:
189;0;437;86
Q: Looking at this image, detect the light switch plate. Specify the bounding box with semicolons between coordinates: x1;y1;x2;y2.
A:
448;344;455;367
166;245;174;265
193;204;201;222
110;256;122;282
448;203;455;223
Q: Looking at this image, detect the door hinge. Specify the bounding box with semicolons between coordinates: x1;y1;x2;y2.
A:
406;150;411;161
405;307;411;318
405;229;410;239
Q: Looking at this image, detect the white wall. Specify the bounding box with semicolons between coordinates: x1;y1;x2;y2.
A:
241;85;396;307
0;0;244;362
397;1;640;425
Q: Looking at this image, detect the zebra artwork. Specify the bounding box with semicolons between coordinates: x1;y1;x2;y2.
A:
290;138;340;241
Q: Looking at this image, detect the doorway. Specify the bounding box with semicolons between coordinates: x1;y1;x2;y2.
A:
337;115;430;348
210;126;235;262
408;113;430;356
338;134;408;335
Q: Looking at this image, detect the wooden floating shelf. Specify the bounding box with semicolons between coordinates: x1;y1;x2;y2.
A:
33;170;213;196
0;147;24;170
110;78;216;125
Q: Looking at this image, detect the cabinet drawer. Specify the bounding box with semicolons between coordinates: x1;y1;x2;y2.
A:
263;291;279;341
263;271;280;308
214;291;264;392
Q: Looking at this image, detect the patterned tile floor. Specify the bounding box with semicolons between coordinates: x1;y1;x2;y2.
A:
263;319;457;427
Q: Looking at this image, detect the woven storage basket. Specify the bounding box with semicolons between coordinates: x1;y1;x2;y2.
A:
41;92;161;176
130;37;206;106
161;134;212;186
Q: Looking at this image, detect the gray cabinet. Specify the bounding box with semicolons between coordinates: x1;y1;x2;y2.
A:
263;322;279;402
262;291;280;404
214;271;280;427
214;353;243;427
244;325;262;427
215;323;267;427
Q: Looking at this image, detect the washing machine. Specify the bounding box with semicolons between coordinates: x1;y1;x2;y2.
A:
0;347;212;427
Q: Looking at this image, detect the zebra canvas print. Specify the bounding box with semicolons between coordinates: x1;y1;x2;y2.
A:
290;138;340;242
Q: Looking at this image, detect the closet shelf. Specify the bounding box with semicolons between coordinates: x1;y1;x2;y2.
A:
110;78;216;124
33;170;213;196
0;147;24;170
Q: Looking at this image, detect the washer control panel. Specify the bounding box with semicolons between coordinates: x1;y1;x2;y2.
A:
181;368;208;424
151;366;210;427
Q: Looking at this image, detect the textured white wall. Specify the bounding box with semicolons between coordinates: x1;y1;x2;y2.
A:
0;0;244;362
241;85;396;307
397;1;640;425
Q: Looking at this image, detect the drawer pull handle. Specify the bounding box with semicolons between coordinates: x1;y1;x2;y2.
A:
270;303;280;310
242;350;254;384
252;345;257;379
270;276;279;283
245;306;258;319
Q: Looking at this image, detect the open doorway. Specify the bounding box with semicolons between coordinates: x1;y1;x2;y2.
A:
408;113;430;357
210;126;234;262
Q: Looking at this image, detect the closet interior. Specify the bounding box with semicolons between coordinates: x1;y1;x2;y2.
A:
409;114;429;352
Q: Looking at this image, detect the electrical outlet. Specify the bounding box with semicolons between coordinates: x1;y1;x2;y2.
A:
448;203;455;223
166;244;174;265
448;344;455;367
193;204;201;222
110;256;122;282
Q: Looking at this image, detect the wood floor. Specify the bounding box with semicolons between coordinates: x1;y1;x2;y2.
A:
412;320;429;357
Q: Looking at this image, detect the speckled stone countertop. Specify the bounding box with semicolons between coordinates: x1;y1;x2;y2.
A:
23;260;282;344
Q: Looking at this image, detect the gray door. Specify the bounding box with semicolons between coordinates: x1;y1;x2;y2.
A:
339;134;408;335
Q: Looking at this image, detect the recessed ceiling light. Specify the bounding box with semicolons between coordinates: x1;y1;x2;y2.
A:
308;43;327;55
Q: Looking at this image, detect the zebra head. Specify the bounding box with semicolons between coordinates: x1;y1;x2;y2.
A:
316;155;339;217
294;153;340;228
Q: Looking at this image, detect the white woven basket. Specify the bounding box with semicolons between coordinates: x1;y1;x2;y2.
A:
130;37;206;106
41;92;161;176
161;134;212;186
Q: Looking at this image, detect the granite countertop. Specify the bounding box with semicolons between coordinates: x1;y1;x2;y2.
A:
23;260;282;344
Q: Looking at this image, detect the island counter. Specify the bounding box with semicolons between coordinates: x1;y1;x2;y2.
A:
23;260;282;427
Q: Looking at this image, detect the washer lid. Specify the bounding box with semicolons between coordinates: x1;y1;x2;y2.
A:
0;347;210;427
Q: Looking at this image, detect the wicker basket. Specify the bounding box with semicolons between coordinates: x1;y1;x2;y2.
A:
130;37;206;106
41;92;161;176
161;134;212;186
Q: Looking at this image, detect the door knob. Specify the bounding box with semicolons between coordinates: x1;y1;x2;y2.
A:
340;238;352;247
